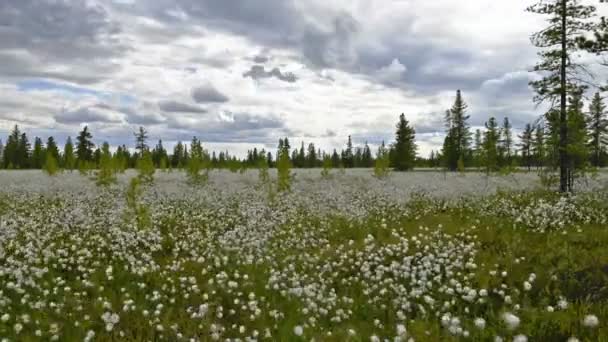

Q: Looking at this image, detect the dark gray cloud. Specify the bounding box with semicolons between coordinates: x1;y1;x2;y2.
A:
191;84;229;103
0;0;124;84
243;65;297;83
0;0;123;60
54;104;124;124
158;100;208;113
253;55;269;64
166;111;289;143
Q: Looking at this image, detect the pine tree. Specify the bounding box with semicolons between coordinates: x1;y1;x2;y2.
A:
63;137;75;171
76;126;95;166
392;113;417;171
527;0;600;191
587;92;608;167
519;123;534;171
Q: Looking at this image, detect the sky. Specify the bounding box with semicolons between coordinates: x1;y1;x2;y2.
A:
0;0;607;157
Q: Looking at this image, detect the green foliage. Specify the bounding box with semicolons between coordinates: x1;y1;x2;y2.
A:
159;157;168;172
186;137;211;185
136;150;155;184
42;150;59;176
457;155;465;174
78;160;95;176
321;155;332;178
277;147;292;192
373;142;391;179
588;92;608;168
539;170;559;190
125;176;151;230
257;154;270;184
95;142;117;186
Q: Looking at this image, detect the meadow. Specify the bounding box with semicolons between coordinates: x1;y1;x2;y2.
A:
0;170;607;341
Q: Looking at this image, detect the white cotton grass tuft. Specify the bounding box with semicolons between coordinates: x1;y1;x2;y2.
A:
502;312;520;330
293;325;303;336
474;317;486;330
513;334;528;342
583;314;599;328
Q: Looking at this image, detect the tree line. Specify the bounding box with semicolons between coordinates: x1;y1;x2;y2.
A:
1;85;606;174
431;89;608;174
0;114;417;172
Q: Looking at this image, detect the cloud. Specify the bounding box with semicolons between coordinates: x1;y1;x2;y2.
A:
55;104;125;124
191;84;229;103
166;111;289;143
376;59;407;84
158;100;208;113
0;0;125;84
243;65;297;83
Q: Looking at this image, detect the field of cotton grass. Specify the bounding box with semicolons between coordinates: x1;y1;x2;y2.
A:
0;169;607;341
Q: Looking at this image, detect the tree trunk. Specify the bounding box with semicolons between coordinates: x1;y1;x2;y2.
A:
559;0;569;192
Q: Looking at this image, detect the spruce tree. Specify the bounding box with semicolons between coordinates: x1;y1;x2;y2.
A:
331;149;341;168
76;126;95;167
443;90;471;170
2;125;20;169
343;136;354;168
46;137;60;164
392;113;417;171
532;125;546;169
31;137;45;169
587;92;608;167
63;137;75;171
501;117;513;167
566;89;589;187
474;129;483;170
519;123;534;171
307;143;317;168
134;126;148;155
482;117;500;174
17;133;30;169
